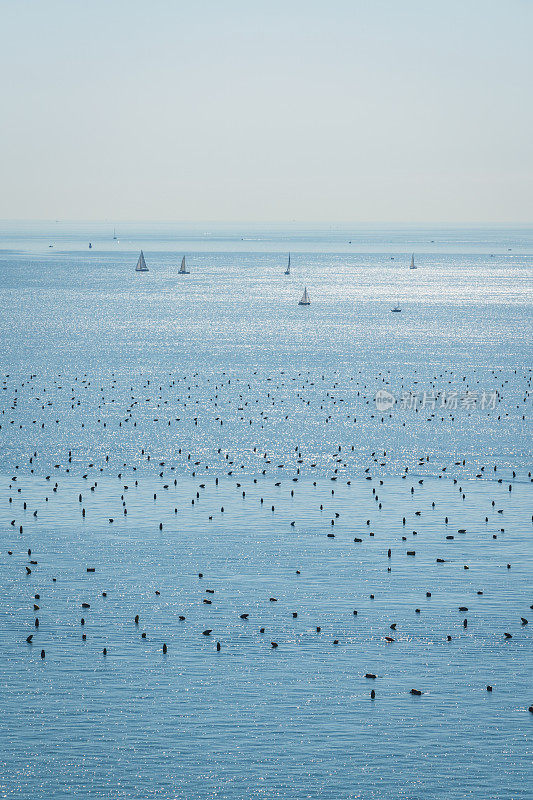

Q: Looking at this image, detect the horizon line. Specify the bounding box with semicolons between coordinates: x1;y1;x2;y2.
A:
1;219;532;228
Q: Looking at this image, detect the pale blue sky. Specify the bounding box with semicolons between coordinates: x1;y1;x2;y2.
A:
1;0;531;222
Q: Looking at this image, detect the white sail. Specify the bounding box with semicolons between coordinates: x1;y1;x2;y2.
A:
410;253;416;269
285;253;291;275
179;256;190;274
135;250;148;271
298;287;310;305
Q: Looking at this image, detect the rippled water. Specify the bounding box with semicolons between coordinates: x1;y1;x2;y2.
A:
0;223;531;799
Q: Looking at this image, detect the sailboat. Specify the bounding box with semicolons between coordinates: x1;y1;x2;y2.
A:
391;301;402;312
410;253;416;269
178;256;190;274
298;287;310;306
113;228;117;240
135;250;148;272
285;253;291;275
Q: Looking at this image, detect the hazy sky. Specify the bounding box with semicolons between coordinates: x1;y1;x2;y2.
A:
1;0;532;223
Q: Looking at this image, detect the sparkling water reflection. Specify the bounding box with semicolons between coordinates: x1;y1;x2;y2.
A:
0;224;531;799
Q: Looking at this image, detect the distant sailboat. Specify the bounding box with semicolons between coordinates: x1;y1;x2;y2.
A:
178;256;190;274
113;228;117;240
410;253;416;269
391;301;401;312
135;250;148;272
298;287;310;306
285;253;291;275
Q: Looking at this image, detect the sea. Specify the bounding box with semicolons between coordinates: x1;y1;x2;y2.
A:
0;221;531;799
